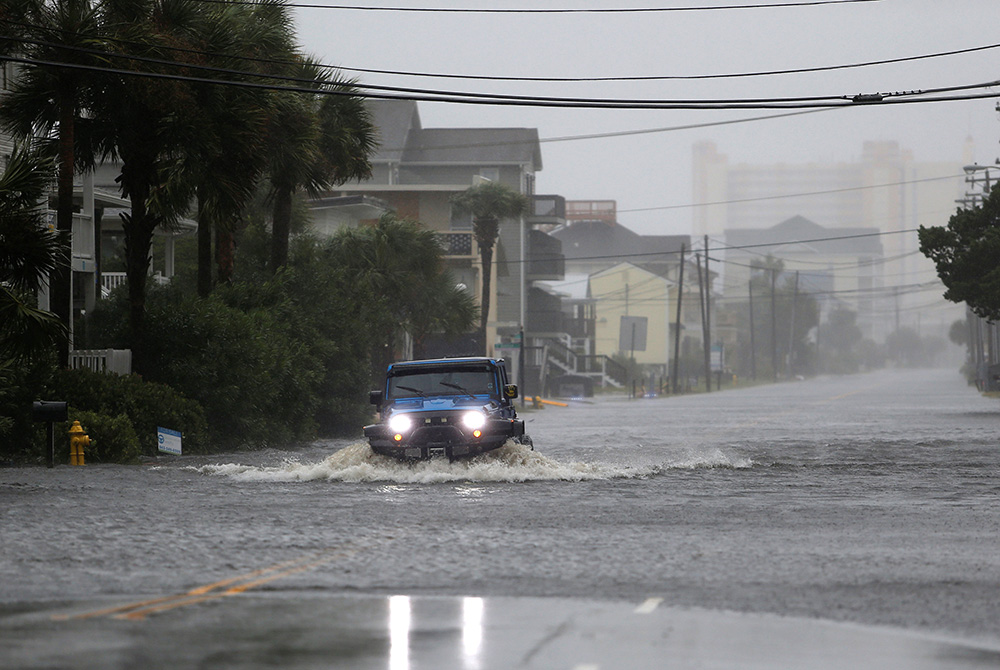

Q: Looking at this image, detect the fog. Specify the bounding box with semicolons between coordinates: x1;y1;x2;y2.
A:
292;0;1000;235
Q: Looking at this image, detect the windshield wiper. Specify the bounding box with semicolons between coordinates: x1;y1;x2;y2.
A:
395;385;426;397
440;381;477;399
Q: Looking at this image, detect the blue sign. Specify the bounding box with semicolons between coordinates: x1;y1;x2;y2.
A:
157;427;182;455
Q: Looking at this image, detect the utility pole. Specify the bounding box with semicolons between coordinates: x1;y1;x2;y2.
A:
748;279;756;380
770;267;777;381
672;244;686;394
704;235;712;393
894;287;900;334
788;271;799;375
696;253;710;393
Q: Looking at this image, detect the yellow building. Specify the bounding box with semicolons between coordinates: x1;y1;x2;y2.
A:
589;263;678;369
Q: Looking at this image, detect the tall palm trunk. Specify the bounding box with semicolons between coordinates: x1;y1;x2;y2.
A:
477;236;495;355
270;184;293;272
196;195;212;297
120;153;158;377
53;80;75;367
216;225;235;284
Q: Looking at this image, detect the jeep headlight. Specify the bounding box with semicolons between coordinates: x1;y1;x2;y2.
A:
462;411;486;430
388;414;413;434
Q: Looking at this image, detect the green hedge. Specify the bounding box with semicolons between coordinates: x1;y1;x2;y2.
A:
59;409;141;464
48;367;209;455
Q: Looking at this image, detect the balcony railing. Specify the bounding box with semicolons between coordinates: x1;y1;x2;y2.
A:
438;231;475;258
70;349;132;376
100;272;169;298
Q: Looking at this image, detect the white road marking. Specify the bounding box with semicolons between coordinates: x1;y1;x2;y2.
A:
634;597;663;614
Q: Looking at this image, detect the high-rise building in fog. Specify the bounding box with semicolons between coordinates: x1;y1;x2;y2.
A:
693;139;973;342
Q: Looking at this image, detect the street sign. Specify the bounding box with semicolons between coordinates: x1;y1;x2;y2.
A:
619;315;648;352
157;427;182;455
494;342;521;349
711;344;725;372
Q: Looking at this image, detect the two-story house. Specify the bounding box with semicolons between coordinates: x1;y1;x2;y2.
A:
318;99;567;392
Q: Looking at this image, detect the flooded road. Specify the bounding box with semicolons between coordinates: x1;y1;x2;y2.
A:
2;368;1000;667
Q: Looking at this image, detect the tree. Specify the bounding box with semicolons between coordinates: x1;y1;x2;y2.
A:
820;308;863;374
0;0;103;366
919;184;1000;321
886;327;925;368
948;318;968;347
733;256;818;378
450;181;529;354
265;60;375;272
325;213;478;375
184;0;295;295
85;0;225;374
0;144;67;363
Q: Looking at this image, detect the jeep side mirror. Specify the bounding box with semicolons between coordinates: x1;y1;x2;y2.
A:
504;384;518;399
369;390;383;408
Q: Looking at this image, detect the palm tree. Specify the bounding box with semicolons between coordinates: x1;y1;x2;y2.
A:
86;0;208;375
0;144;67;363
450;181;529;354
184;0;294;295
265;59;375;273
0;0;103;366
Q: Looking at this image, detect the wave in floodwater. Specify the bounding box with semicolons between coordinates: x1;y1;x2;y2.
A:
193;441;753;484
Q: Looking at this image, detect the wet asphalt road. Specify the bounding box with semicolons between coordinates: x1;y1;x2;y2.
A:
2;368;999;668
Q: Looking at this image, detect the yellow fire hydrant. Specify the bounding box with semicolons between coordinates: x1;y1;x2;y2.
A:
68;420;90;466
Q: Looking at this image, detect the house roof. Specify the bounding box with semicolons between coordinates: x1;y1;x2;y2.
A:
367;99;421;163
403;128;541;167
366;99;542;169
724;215;883;255
551;220;688;267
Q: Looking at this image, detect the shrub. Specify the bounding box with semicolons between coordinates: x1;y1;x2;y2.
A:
49;367;209;455
0;355;57;465
84;250;376;450
61;410;141;464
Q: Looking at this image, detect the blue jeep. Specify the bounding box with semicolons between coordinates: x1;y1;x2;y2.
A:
364;357;530;460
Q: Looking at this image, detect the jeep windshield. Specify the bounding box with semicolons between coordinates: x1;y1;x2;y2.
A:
387;366;498;401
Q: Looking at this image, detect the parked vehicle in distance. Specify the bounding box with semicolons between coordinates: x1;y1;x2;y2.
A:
364;357;531;460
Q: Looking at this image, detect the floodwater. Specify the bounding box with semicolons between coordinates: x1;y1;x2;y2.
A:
2;367;1000;660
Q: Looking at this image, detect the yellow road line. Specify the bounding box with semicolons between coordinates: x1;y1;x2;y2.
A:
52;544;368;622
116;548;364;620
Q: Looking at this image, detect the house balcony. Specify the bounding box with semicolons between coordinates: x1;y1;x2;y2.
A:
528;194;566;227
438;231;476;259
527;309;565;335
526;229;564;281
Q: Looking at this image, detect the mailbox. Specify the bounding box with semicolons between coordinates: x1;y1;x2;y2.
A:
32;401;68;423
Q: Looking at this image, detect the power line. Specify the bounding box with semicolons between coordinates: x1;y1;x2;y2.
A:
498;227;920;267
12;14;999;90
619;174;965;214
7;41;1000;111
334;41;1000;84
204;0;881;13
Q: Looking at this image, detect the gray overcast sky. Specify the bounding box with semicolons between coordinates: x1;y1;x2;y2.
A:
292;0;1000;236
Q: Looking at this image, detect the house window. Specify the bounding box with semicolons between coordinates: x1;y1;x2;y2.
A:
534;198;557;217
450;205;473;230
479;167;500;183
